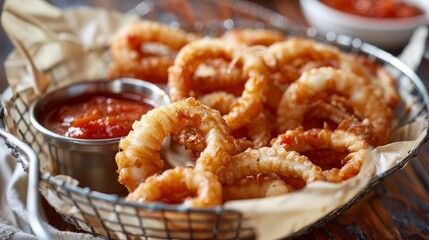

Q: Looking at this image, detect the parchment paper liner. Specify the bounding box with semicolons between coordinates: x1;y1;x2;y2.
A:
2;1;428;239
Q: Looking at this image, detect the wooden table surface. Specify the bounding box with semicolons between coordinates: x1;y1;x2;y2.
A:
1;0;429;239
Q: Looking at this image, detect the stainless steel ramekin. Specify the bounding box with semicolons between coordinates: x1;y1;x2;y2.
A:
29;78;170;194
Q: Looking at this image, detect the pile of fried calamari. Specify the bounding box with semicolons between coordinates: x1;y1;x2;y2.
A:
112;20;397;207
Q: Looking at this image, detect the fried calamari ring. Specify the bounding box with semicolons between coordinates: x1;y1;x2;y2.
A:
109;20;196;83
223;175;292;201
244;111;273;148
303;95;375;144
198;91;236;115
199;92;272;148
171;127;207;155
375;67;398;110
342;53;399;110
219;147;325;185
262;38;342;112
127;167;222;207
168;38;268;130
107;56;173;83
263;38;398;112
336;116;375;145
271;128;369;182
298;149;347;172
263;38;342;86
171;92;251;156
116;97;232;192
193;59;245;92
222;28;286;46
277;67;392;146
340;54;399;110
305;98;352;127
171;128;252;158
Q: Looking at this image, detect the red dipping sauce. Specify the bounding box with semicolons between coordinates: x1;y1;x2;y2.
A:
45;93;153;139
320;0;424;19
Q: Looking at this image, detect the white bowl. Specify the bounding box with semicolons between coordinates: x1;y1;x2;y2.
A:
300;0;429;50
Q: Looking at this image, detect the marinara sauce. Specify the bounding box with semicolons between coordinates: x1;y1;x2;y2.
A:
45;93;153;139
320;0;424;19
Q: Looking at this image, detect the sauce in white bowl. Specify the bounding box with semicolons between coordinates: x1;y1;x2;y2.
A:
300;0;428;50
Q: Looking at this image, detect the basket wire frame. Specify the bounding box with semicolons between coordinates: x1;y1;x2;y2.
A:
1;0;429;239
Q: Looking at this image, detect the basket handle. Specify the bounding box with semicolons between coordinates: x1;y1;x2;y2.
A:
0;127;52;239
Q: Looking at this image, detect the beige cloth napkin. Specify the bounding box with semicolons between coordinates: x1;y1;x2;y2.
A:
0;141;96;239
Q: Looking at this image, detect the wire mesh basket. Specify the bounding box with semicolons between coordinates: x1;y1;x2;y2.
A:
1;0;429;239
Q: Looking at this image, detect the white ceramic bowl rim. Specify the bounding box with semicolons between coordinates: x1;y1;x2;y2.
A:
304;0;428;30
